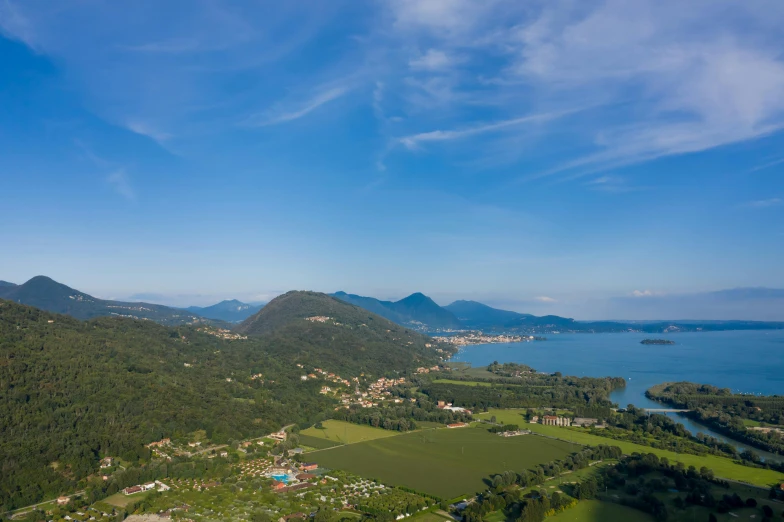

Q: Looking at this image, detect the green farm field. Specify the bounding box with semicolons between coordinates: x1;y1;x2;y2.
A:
476;409;784;487
409;512;452;522
547;500;655;522
103;490;152;507
298;434;345;449
301;420;402;444
309;426;574;498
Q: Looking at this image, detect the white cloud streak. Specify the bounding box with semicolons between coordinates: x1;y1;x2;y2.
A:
384;0;784;177
409;49;453;71
243;85;352;127
125;120;172;144
745;198;782;208
399;109;573;149
106;170;135;201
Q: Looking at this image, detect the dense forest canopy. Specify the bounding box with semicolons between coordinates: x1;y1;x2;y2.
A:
417;372;625;411
0;296;447;510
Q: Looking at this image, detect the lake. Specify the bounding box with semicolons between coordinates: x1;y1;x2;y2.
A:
450;329;784;462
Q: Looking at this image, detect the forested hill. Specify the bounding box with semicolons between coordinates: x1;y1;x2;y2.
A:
236;291;453;373
2;298;402;509
0;294;449;509
0;275;214;326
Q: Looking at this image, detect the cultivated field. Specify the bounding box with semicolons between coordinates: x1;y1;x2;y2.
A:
547;500;655;522
299;434;345;449
477;409;784;487
301;420;402;444
310;426;574;498
103;491;152;507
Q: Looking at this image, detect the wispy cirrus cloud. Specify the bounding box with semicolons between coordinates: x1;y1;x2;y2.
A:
0;0;37;50
748;157;784;173
409;49;453;71
125;120;172;144
398;109;574;150
381;0;784;179
242;85;353;127
4;0;784;188
122;38;201;54
106;169;135;201
744;198;782;208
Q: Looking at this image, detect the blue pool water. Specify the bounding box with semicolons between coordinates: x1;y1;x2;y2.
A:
270;473;290;483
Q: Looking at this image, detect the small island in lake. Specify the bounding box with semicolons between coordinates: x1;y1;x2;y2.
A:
641;339;675;345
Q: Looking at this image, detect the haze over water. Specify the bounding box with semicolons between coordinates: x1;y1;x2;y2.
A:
451;329;784;462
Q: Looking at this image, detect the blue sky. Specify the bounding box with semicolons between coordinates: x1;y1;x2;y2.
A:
1;0;783;319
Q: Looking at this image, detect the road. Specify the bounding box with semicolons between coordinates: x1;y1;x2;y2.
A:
5;490;84;518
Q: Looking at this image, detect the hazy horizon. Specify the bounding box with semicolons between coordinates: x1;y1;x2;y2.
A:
3;274;784;322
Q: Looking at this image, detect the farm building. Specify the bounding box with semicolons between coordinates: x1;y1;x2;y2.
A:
542;415;569;427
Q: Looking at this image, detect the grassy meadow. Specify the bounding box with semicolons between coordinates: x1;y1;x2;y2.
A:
476;409;784;487
103;490;152;507
309;426;574;498
301;420;402;444
298;434;345;449
547;500;655;522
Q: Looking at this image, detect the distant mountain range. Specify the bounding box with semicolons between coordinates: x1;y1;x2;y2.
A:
185;299;264;323
0;276;220;326
333;292;784;334
332;291;463;329
2;277;782;334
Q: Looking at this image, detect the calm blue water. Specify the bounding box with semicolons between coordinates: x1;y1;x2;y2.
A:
270;473;290;483
450;330;784;462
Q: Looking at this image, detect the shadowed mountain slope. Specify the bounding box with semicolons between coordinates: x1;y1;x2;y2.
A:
186;299;264;323
0;275;212;326
332;291;462;330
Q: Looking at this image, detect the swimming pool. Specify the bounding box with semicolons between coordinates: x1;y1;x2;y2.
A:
270;473;290;483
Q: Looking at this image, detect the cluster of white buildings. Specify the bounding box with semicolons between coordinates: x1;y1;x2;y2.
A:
415;365;442;374
196;327;247;340
121;480;170;495
530;415;604;428
436;401;472;414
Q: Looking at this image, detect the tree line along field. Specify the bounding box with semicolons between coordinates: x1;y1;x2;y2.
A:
309;426;575;499
476;409;784;487
300;420;402;444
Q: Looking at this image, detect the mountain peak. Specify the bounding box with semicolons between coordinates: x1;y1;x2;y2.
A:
400;292;430;302
185;299;264;323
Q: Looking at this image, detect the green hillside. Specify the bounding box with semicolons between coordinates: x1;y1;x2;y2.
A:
237;291;452;374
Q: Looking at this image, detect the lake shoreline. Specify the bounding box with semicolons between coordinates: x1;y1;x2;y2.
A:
449;329;784;463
